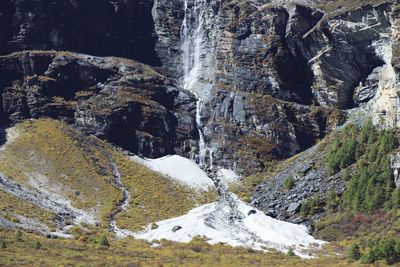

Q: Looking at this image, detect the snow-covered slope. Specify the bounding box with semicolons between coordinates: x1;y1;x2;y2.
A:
128;154;325;257
133;155;224;190
135;195;325;258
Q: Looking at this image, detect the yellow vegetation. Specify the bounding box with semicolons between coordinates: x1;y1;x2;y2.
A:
0;190;56;228
0;119;213;230
0;119;122;227
0;229;360;267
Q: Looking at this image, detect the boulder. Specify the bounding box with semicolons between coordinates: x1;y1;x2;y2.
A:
287;203;301;214
172;225;182;232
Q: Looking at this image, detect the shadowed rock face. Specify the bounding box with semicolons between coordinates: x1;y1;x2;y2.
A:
0;51;197;158
0;0;160;66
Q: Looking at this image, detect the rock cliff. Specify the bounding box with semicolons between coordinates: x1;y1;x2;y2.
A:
1;0;399;174
0;0;160;65
153;0;399;172
0;51;197;157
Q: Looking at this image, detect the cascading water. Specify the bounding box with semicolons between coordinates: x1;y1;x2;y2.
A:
180;0;248;234
181;0;214;167
131;1;327;255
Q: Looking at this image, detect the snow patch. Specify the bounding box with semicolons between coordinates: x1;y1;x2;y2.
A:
132;155;214;190
134;196;325;258
217;168;240;186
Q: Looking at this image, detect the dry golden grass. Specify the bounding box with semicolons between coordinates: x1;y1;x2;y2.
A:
0;119;122;227
0;229;363;267
0;190;56;228
0;119;214;231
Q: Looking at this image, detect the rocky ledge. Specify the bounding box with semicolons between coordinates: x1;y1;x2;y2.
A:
0;51;197;157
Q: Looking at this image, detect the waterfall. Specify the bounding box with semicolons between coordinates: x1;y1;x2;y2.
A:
181;0;213;167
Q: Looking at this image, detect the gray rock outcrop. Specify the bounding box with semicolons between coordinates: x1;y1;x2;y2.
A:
0;51;197;157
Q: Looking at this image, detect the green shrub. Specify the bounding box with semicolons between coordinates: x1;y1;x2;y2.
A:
360;247;380;264
34;241;42;250
287;248;296;257
379;238;400;265
358;237;400;265
326;190;339;211
99;236;109;247
283;176;295;191
0;239;6;249
347;242;361;261
301;196;323;216
15;230;22;242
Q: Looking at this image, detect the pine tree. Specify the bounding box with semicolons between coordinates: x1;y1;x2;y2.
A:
379;239;400;265
15;230;22;242
392;189;400;210
348;242;361;261
34;241;42;250
0;239;6;250
99;236;109;247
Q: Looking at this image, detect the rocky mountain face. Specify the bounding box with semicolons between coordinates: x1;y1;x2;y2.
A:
0;51;197;157
0;0;160;66
153;0;400;173
0;0;399;174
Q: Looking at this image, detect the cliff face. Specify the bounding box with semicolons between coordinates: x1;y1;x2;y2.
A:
0;51;197;157
0;0;160;66
153;0;399;172
0;0;399;174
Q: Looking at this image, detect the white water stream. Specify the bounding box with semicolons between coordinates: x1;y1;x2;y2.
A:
181;0;214;167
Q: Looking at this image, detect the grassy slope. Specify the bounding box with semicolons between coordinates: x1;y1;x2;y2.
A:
0;119;122;227
0;119;370;266
0;119;202;230
0;190;56;229
0;229;360;267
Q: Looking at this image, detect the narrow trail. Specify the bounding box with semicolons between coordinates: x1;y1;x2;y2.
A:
105;153;132;235
93;143;134;237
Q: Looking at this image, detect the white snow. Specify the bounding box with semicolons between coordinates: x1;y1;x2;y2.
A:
217;168;240;186
134;195;325;258
132;155;214;190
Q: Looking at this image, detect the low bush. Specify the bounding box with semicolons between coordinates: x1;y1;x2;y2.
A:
283;176;295;191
